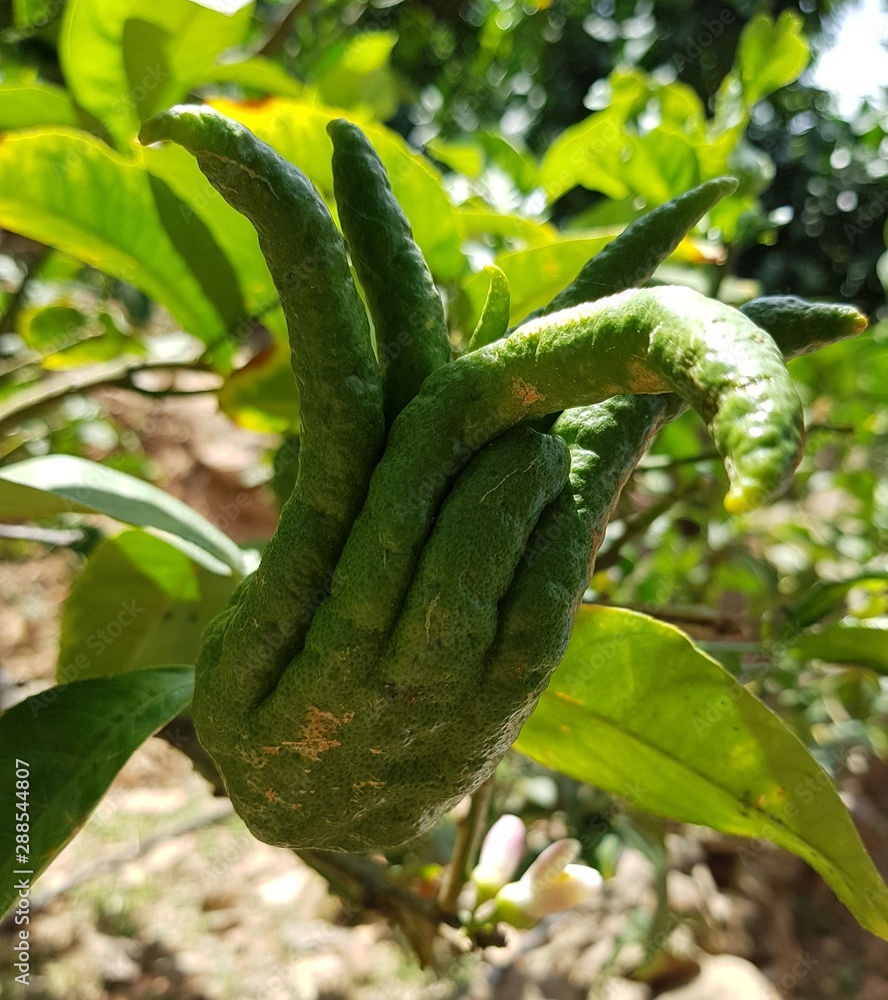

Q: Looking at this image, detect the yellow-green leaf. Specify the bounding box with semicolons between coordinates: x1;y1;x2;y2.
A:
209;97;465;281
516;605;888;941
0;128;231;342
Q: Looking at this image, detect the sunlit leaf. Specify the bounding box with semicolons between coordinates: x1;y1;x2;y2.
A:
623;129;700;203
60;0;254;146
315;31;399;121
516;605;888;941
0;84;79;131
738;12;809;107
0;129;233;342
540;70;649;202
455;205;558;248
210;97;465;280
0;454;248;574
462;228;710;329
463;234;615;328
200;57;303;97
427;137;485;179
540;107;631;202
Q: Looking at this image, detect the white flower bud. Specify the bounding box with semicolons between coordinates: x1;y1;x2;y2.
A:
492;838;602;929
471;814;527;902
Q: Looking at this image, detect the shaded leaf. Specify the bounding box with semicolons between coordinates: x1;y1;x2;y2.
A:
138;140;274;319
57;529;234;681
218;333;301;433
19;302;146;369
784;573;888;632
0;668;194;918
516;605;888;941
147;171;246;333
792;619;888;674
12;0;58;31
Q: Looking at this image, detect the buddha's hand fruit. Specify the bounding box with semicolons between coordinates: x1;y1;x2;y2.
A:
140;107;864;853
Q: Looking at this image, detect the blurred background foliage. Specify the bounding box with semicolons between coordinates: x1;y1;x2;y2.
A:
0;0;887;874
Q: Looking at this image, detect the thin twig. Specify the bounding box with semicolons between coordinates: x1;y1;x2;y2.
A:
594;479;698;572
298;848;444;966
0;356;210;434
438;777;494;916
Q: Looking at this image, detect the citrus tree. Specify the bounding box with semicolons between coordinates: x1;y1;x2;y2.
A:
1;0;887;968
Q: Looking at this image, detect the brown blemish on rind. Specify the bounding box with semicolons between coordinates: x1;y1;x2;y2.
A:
281;705;354;762
265;788;280;802
512;377;544;405
625;359;665;393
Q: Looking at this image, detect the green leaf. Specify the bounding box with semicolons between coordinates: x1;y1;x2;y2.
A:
12;0;57;32
0;129;233;342
19;302;146;369
784;573;888;632
315;31;399;121
0;454;248;574
200;57;303;97
455;204;558;248
737;12;810;107
59;0;254;146
515;605;888;941
139;140;274;319
791;619;888;674
58;529;235;681
426;137;485;179
0;667;194;918
146;171;247;333
540;106;631;202
209;97;465;280
540;70;649;203
476;132;539;193
462;233;623;327
0;84;79;131
428;132;539;192
218;318;301;433
623;129;699;204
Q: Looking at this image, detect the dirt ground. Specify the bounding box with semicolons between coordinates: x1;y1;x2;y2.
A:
2;389;887;1000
